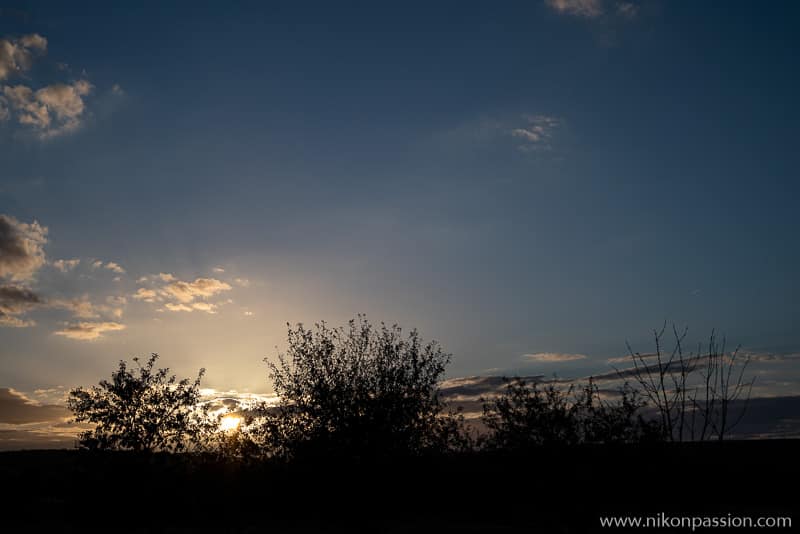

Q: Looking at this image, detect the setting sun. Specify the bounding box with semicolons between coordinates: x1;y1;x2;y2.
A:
220;414;242;432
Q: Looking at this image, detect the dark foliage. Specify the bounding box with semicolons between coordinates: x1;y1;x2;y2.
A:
67;354;206;452
260;316;464;458
481;378;661;450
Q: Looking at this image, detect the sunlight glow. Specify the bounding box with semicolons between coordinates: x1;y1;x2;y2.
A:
220;414;242;432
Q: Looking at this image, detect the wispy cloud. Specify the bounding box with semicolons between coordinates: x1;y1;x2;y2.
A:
522;352;588;362
53;321;126;341
545;0;639;20
545;0;603;18
511;115;562;151
162;277;232;303
134;274;232;314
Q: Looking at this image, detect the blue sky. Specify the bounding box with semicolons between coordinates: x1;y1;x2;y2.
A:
0;1;798;403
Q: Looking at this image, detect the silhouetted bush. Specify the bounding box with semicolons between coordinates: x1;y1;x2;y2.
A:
259;316;465;459
67;354;206;452
481;378;660;450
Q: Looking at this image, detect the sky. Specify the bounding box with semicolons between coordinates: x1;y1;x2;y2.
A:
1;1;799;445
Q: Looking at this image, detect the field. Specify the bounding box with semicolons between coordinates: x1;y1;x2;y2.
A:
1;440;796;533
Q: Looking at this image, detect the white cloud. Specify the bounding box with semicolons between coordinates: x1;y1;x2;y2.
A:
191;302;217;313
522;352;588;362
0;214;48;282
52;258;80;272
164;301;219;314
132;288;159;303
0;34;47;81
165;302;192;312
53;321;125;341
545;0;603;18
511;115;561;152
91;260;125;274
212;267;225;273
104;261;125;274
133;273;233;315
2;80;94;138
161;277;232;303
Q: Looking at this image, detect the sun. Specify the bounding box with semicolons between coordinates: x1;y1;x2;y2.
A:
220;414;242;432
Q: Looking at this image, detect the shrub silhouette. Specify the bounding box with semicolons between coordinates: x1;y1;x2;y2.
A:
481;378;660;450
260;316;461;459
67;354;206;452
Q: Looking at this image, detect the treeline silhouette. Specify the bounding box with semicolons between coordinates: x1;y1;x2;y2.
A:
67;317;754;459
5;318;790;533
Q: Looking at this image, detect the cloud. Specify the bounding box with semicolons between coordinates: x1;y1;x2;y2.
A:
212;267;225;273
110;83;124;96
133;288;159;302
53;321;125;341
606;352;657;364
190;301;217;313
545;0;603;18
738;351;800;363
0;214;48;281
0;387;67;425
52;258;80;272
50;295;99;319
2;79;94;138
134;273;233;314
165;302;192;312
616;1;639;18
164;300;220;314
104;261;125;274
545;0;640;21
91;260;125;274
0;284;43;327
0;34;47;81
523;352;588;362
161;277;232;303
511;115;561;151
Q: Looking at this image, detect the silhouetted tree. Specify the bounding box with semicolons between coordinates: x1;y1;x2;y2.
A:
67;354;206;452
482;379;580;449
261;316;462;458
481;378;660;450
622;325;755;441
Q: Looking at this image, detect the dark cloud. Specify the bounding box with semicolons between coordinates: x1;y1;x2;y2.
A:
0;283;44;327
440;375;545;400
0;388;68;424
0;214;48;281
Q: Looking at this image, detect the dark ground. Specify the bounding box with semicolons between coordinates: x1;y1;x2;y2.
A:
0;441;796;533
